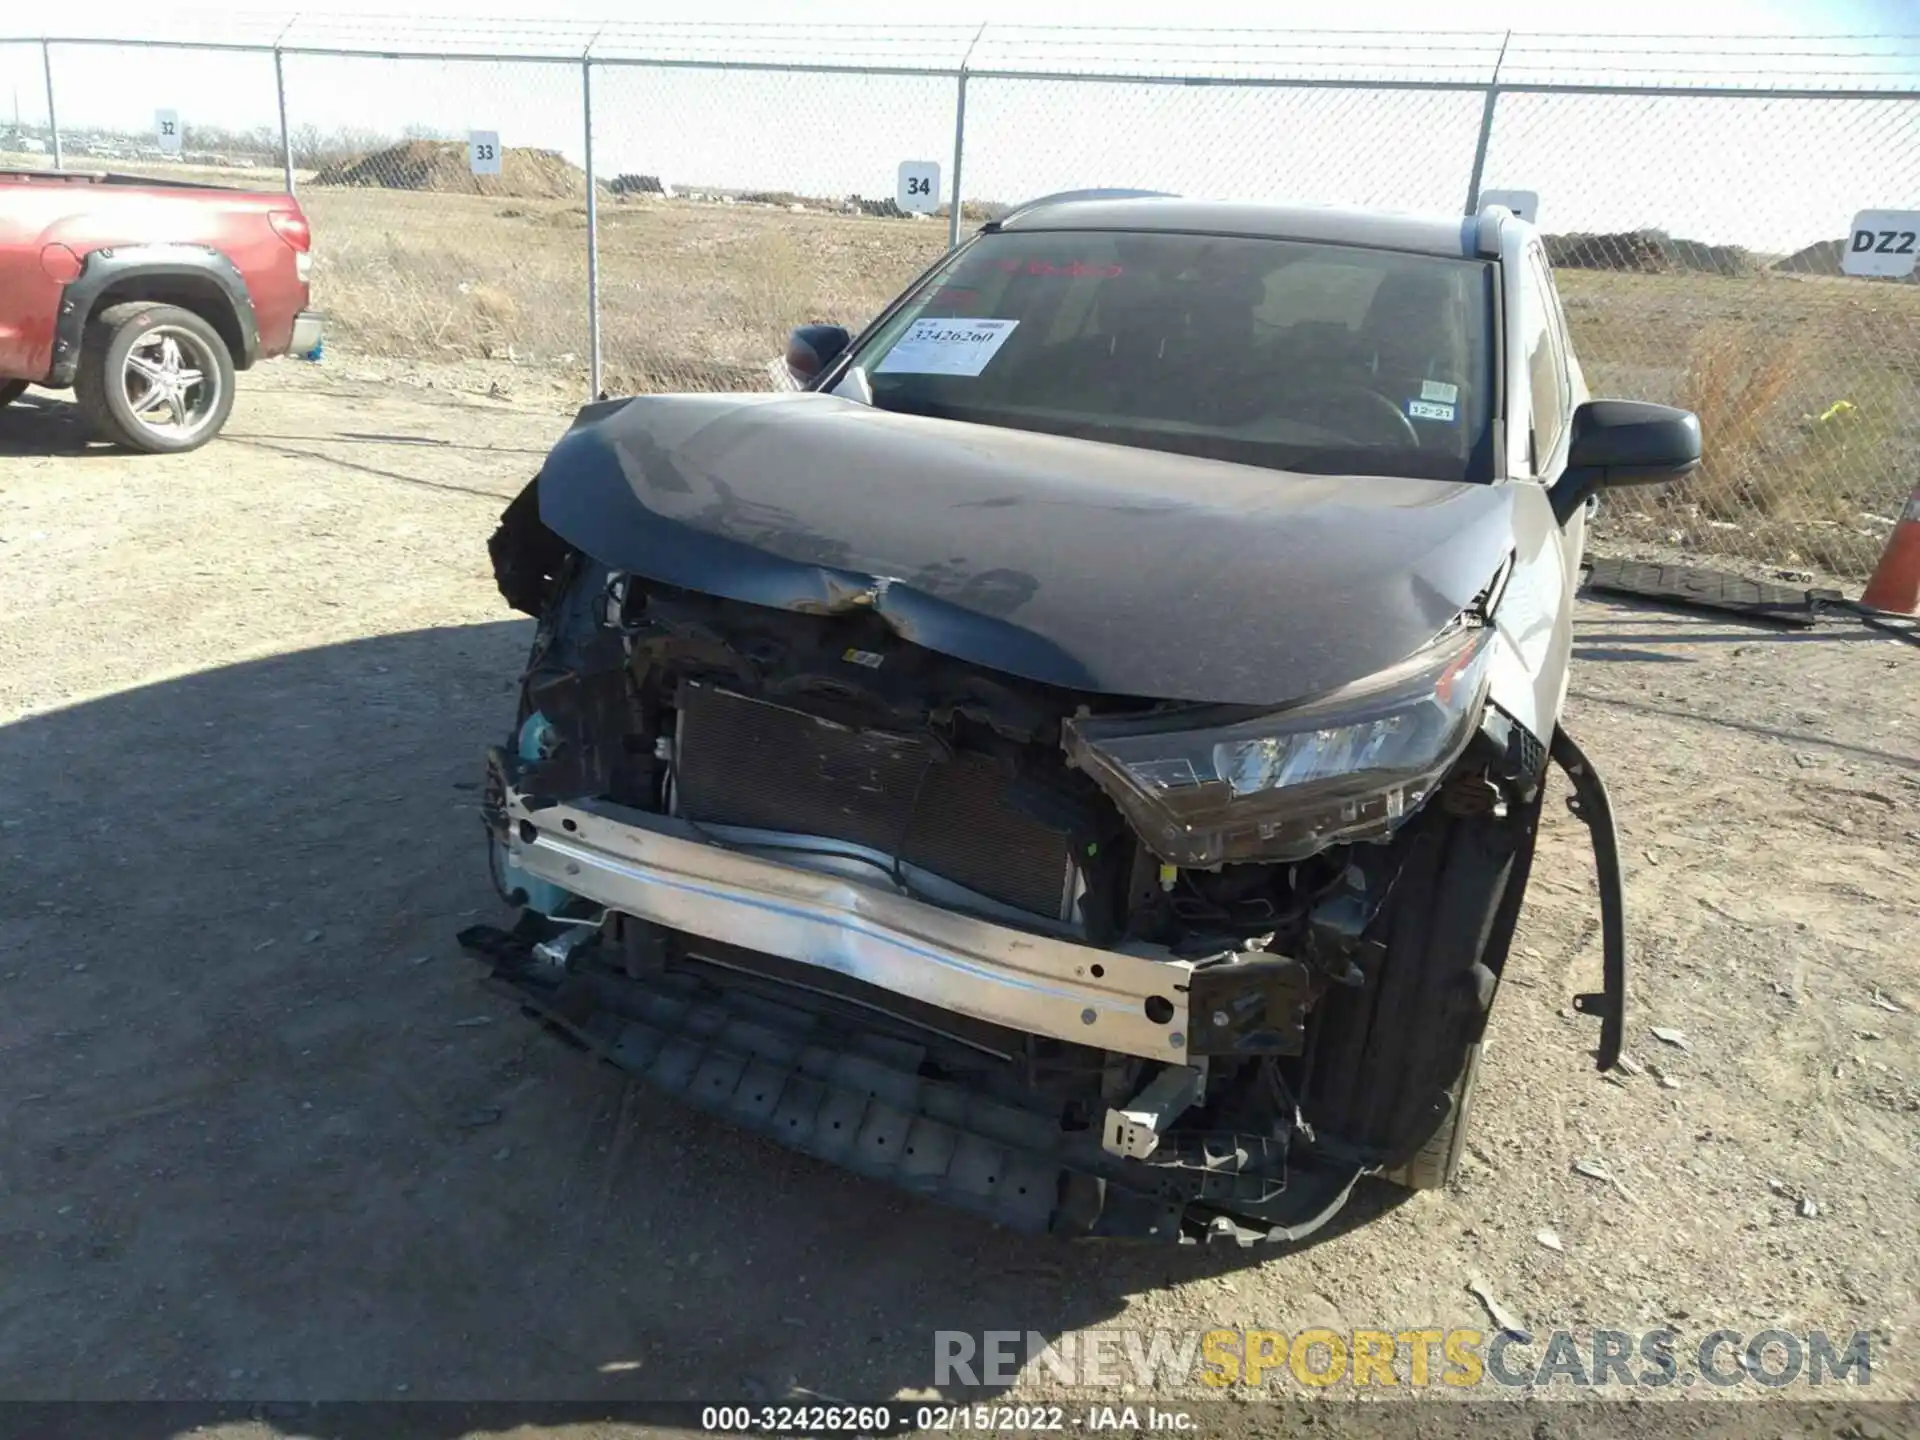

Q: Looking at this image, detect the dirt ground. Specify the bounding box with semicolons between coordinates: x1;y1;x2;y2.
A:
1;365;1916;1427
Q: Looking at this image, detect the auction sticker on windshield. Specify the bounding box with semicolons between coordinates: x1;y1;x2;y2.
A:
876;318;1020;377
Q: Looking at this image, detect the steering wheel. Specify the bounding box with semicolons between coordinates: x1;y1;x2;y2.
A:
1275;383;1422;448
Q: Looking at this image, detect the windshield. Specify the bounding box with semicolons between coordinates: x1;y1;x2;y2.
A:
842;229;1497;483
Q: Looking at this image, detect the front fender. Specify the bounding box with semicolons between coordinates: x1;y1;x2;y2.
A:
1485;481;1578;745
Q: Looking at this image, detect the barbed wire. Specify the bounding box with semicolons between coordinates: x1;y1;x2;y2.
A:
8;18;1919;90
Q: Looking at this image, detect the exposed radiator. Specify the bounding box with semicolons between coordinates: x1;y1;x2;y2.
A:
672;682;1075;919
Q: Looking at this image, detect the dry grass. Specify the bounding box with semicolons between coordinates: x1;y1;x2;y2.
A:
1558;270;1920;574
1658;320;1912;576
593;202;945;393
301;188;943;386
291;188;1920;576
1599;312;1916;573
1675;323;1809;521
301;189;591;363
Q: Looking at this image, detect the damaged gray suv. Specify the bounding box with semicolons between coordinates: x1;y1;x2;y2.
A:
464;194;1700;1243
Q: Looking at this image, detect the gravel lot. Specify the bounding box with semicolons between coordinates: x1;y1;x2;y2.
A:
1;366;1916;1423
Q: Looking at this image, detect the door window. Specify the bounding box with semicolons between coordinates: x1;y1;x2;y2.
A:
1522;247;1572;472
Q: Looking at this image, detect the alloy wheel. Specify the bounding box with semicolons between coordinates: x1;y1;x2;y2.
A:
120;326;224;443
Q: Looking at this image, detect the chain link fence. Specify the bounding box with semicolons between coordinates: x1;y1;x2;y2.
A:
37;40;283;179
1;41;53;164
280;54;590;381
6;20;1919;576
587;59;956;394
1478;84;1920;573
961;78;1488;215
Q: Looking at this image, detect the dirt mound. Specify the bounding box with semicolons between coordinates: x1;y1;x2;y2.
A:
1546;231;1674;272
609;173;671;197
1777;238;1848;274
311;140;586;199
1667;238;1758;276
1544;229;1758;276
1772;235;1919;282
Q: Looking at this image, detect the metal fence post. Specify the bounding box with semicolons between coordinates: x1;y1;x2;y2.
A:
1463;31;1511;214
948;23;987;251
582;54;603;400
41;40;61;169
947;72;969;251
274;48;295;194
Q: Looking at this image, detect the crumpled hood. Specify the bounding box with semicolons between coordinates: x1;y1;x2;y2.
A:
536;391;1515;706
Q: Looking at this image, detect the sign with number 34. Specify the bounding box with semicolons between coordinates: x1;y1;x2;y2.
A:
897;161;940;215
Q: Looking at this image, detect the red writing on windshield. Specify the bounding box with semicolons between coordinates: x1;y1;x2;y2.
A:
989;259;1125;277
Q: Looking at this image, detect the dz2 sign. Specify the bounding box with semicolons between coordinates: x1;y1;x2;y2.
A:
1842;210;1920;279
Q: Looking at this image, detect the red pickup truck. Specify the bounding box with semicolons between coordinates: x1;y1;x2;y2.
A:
0;169;321;453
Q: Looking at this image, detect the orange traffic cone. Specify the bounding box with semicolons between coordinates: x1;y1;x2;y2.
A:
1861;485;1920;616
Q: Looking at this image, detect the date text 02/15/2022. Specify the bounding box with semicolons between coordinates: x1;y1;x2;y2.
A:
697;1404;1198;1434
921;1406;1197;1433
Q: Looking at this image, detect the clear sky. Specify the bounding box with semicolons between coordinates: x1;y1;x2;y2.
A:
5;1;1918;250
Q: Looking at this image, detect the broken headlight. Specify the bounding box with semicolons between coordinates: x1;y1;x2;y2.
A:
1063;628;1494;867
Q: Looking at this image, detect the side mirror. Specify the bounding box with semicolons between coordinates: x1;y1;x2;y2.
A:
785;323;851;387
1549;399;1701;524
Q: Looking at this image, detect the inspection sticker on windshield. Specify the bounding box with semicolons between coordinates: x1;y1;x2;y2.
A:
1408;399;1456;422
1420;379;1459;403
875;318;1019;376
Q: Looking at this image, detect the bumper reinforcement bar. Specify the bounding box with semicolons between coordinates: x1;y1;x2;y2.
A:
505;790;1195;1064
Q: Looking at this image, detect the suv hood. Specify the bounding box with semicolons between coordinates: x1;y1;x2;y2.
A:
536;391;1515;706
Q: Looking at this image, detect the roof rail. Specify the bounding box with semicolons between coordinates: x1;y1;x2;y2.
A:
1472;202;1512;258
984;187;1178;231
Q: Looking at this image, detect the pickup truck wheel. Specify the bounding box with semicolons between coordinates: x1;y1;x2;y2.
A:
0;379;26;409
75;303;235;454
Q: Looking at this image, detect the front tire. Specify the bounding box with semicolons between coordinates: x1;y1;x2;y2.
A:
1382;1042;1482;1190
1302;793;1539;1193
75;303;235;454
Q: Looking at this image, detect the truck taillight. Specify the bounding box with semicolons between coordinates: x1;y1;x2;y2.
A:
269;210;311;252
271;210;313;284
